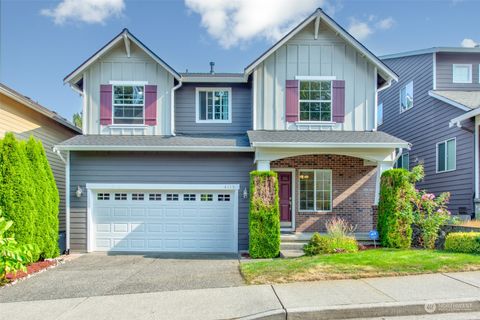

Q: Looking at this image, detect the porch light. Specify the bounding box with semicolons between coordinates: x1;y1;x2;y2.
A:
243;187;248;199
76;186;83;198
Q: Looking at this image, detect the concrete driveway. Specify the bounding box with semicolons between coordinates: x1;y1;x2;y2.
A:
0;253;245;302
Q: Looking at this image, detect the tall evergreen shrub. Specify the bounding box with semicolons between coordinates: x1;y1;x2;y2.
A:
249;171;280;258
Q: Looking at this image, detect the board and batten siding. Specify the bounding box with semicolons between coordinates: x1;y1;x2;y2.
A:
436;52;480;91
0;94;78;231
379;53;475;214
69;151;254;252
83;41;175;135
175;83;252;134
253;20;377;131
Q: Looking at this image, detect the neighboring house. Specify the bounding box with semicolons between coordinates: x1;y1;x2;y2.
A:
0;83;81;235
56;8;407;254
379;48;480;218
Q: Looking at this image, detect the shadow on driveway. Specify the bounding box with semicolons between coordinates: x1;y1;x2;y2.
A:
0;252;245;303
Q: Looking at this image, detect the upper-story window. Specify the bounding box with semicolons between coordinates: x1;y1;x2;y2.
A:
452;64;472;83
399;81;413;113
196;88;232;123
437;138;456;173
377;102;384;126
299;80;332;122
113;85;144;124
395;152;409;170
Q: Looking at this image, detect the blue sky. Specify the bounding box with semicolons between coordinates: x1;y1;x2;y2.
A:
1;0;479;121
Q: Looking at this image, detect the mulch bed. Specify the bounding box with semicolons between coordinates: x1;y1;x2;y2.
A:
5;259;58;282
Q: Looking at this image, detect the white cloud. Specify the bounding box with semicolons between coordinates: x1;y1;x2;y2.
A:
376;17;395;30
185;0;335;49
347;19;373;41
41;0;125;25
348;16;395;41
461;38;479;48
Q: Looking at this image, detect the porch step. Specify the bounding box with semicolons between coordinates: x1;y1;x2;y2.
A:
280;241;308;251
280;250;305;258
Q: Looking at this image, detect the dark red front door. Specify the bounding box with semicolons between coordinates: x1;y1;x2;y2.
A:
278;172;292;222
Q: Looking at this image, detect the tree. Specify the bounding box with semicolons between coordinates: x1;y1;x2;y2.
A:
72;112;82;129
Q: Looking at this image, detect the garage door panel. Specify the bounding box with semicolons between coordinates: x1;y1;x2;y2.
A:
92;189;236;253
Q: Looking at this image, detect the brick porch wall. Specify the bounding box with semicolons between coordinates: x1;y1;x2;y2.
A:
271;155;377;233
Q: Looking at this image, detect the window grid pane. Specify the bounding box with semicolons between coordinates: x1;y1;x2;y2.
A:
198;90;229;121
446;139;456;171
299;81;332;122
113;85;144;124
438;142;446;172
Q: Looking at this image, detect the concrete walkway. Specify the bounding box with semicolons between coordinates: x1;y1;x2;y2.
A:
1;272;480;320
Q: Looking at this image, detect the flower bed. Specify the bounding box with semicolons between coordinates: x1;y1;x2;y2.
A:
3;259;58;284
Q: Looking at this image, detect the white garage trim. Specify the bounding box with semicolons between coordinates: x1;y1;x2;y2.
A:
85;183;239;253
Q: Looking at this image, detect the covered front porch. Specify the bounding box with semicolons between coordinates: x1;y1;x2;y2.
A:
247;130;409;234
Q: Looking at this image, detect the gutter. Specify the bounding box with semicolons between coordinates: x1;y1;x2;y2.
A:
251;142;410;149
54;145;254;152
170;80;183;136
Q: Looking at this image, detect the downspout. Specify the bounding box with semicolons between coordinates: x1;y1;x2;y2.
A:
170;79;183;136
53;147;70;254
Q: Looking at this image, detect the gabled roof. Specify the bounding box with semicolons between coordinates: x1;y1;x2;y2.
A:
0;83;81;133
429;90;480;111
244;8;398;82
381;47;480;60
64;29;181;84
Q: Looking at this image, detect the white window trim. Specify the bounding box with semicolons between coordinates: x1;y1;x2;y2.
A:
436;137;457;173
195;87;232;124
298;169;333;213
399;81;414;114
111;83;146;125
297;79;334;123
452;64;472;84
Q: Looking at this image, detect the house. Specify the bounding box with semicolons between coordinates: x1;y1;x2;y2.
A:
378;48;480;219
0;83;81;240
55;8;408;254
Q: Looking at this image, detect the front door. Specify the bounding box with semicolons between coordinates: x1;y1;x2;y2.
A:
278;172;292;224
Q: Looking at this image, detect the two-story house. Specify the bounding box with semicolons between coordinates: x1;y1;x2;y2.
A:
379;48;480;219
56;9;407;254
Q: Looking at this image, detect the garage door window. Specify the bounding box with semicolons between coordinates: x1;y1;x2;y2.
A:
132;193;145;201
218;194;230;201
115;193;127;200
97;193;110;200
201;194;213;201
183;194;196;201
167;194;179;201
149;193;162;201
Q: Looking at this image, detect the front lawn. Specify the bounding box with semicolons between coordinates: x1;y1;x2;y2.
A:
240;249;480;284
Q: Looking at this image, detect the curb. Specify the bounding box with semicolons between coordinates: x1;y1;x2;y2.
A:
286;298;480;320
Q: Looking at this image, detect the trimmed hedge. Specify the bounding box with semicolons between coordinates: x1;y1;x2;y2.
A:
249;171;280;258
303;233;358;256
377;168;415;249
444;232;480;254
0;133;59;261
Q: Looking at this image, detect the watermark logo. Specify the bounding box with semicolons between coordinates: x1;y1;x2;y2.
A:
424;302;473;314
425;303;436;314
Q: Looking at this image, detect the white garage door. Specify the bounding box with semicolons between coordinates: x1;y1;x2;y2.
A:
90;186;237;253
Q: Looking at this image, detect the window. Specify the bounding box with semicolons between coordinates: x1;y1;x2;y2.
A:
299;80;332;122
437;138;456;172
132;193;145;201
400;81;413;112
452;64;472;83
299;170;332;211
114;193;127;200
395;153;410;170
200;194;213;201
218;194;231;202
113;85;144;124
149;193;161;201
183;194;196;201
166;194;179;201
196;88;231;122
97;193;110;200
377;102;384;126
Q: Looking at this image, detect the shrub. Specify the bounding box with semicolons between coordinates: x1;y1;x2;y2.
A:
249;171;280;258
0;217;34;281
412;191;451;249
303;232;358;255
326;217;356;238
444;232;480;254
377;166;422;249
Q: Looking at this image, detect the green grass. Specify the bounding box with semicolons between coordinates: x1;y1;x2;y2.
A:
240;249;480;284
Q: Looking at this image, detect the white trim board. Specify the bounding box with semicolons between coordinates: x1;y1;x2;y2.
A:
430;91;472;112
250;142;410;149
54;145;254;152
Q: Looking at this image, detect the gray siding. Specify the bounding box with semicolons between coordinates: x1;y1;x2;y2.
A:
379;53;475;214
436;52;480;90
69;151;254;252
174;83;252;134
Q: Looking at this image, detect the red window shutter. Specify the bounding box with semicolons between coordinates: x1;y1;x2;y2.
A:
100;85;112;125
285;80;299;122
332;80;345;123
144;85;157;126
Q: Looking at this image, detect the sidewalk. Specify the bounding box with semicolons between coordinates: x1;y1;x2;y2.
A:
1;272;480;320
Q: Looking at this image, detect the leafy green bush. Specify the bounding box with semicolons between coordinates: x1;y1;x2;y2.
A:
249;171;280;258
0;217;34;280
444;232;480;254
377;166;423;249
304;232;358;255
